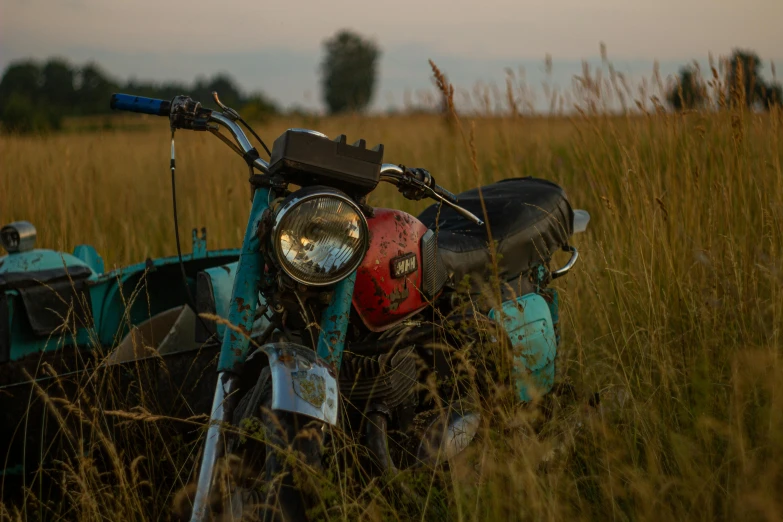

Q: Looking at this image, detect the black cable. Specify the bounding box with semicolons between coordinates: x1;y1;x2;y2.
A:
238;117;271;157
170;131;214;338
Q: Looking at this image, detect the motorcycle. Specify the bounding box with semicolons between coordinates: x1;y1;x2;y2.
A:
2;89;589;519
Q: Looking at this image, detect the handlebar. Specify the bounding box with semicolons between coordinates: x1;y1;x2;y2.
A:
109;93;481;225
110;94;171;116
111;92;270;173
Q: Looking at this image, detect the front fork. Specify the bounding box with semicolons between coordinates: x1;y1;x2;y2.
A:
189;188;355;521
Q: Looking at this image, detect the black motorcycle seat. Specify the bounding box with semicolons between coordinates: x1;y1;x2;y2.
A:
417;177;574;291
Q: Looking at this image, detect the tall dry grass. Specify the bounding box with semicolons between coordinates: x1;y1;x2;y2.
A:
1;57;782;521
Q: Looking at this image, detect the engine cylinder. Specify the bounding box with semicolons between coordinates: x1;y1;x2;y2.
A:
339;346;417;409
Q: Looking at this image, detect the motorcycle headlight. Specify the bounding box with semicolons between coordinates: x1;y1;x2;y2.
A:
271;187;369;286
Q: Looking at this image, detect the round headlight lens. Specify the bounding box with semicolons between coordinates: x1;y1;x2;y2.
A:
272;189;368;286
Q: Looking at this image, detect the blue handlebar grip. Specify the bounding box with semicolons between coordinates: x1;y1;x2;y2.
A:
110;93;171;116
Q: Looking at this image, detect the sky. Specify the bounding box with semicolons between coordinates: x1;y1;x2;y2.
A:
1;0;781;112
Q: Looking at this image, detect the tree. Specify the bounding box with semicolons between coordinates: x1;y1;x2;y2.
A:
0;61;42;108
320;30;381;114
75;63;119;115
667;66;707;111
728;49;765;108
41;58;76;107
0;61;63;132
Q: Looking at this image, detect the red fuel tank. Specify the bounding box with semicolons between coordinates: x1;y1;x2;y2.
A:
353;208;429;332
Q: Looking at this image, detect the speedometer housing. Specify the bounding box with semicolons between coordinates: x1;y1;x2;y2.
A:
271;186;369;286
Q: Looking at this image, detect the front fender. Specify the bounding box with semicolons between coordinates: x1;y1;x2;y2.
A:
253;342;339;425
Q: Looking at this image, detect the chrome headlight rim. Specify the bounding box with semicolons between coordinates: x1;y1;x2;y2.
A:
271;186;369;287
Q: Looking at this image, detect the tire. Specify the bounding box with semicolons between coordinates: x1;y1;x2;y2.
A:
228;368;324;522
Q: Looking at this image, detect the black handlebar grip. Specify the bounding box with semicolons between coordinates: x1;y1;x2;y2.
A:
434;184;458;204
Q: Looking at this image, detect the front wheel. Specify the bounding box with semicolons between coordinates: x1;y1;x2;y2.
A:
228;368;325;522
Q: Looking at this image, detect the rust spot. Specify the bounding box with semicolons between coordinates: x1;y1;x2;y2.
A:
371;276;385;299
278;354;295;364
236;298;251;312
388;284;409;311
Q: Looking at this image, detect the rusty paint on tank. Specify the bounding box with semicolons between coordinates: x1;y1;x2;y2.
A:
352;208;429;332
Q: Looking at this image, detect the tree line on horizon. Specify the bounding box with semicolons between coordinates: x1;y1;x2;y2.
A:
1;34;778;133
667;49;781;111
0;58;281;133
0;29;380;133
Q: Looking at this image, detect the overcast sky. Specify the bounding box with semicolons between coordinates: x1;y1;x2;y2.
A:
2;0;781;111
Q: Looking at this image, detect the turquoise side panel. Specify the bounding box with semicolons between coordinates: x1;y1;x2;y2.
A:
0;249;95;278
72;245;105;274
202;263;236;341
488;292;557;402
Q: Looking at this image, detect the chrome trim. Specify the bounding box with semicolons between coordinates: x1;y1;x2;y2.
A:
259;343;339;425
287;128;328;138
380;163;404;175
573;209;590;234
0;221;37;254
271;187;369;287
208;112;269;173
551;245;579;279
189;371;240;522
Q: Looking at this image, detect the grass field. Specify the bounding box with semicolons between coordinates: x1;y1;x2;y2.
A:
1;69;783;521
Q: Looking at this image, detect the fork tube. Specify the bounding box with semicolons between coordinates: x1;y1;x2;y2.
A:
316;271;356;369
190;187;269;522
216;187;270;373
189;372;238;521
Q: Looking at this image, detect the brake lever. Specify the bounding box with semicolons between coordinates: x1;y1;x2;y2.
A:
380;164;485;226
421;184;485;226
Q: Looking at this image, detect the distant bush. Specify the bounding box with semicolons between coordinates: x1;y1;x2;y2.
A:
239;93;280;123
0;92;62;133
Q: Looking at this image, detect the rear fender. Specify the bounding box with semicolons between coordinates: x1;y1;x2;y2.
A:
251;342;339;425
